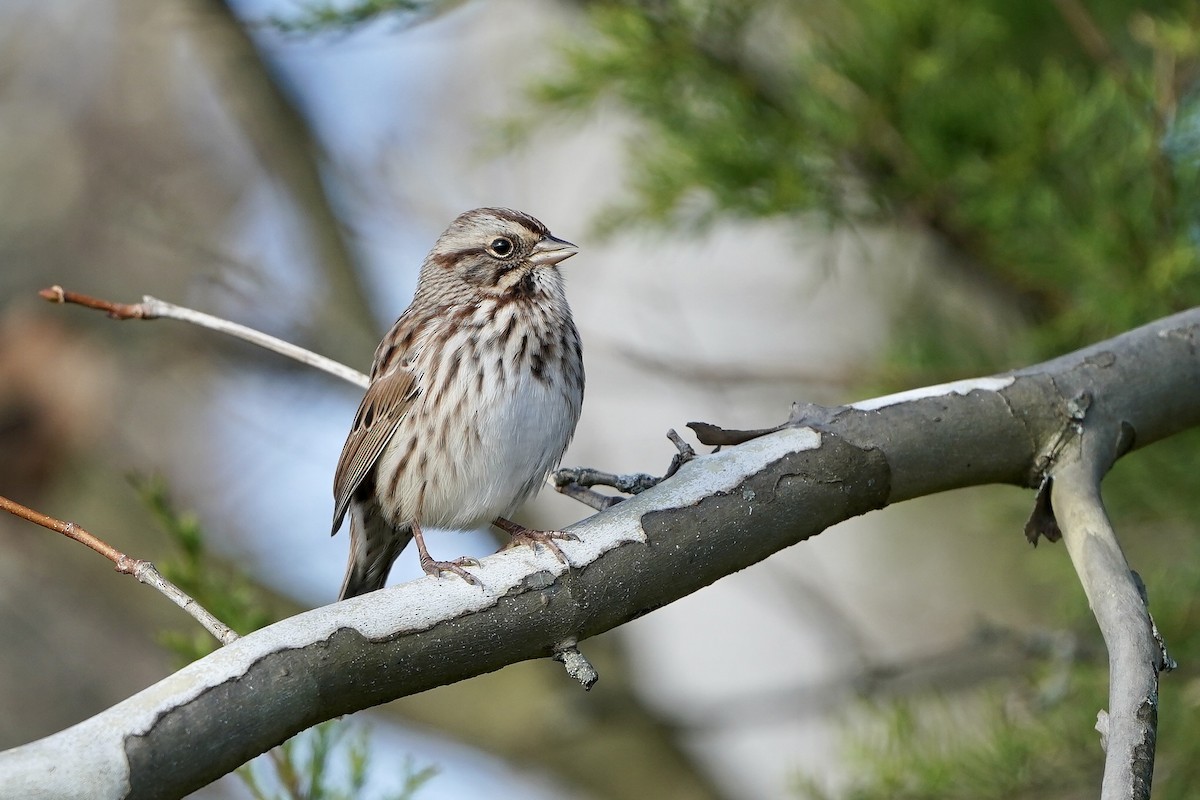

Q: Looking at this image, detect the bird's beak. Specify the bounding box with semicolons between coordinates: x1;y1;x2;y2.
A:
529;235;579;267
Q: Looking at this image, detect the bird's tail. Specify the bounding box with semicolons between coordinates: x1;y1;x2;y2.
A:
338;503;411;601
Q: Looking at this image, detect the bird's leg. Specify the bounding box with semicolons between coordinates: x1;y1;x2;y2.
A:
493;517;578;565
411;521;481;585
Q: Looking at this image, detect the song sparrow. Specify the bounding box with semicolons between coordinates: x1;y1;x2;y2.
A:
332;208;585;599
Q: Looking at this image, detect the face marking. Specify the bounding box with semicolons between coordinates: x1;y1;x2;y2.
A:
419;208;576;300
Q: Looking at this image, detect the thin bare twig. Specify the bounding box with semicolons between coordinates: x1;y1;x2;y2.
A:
550;480;621;512
663;428;696;478
552;467;661;495
39;285;368;388
0;495;238;646
553;429;698;509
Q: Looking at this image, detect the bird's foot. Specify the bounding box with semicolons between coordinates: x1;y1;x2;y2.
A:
495;518;577;565
419;553;482;585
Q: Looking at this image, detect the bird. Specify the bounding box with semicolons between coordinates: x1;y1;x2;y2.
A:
332;208;585;600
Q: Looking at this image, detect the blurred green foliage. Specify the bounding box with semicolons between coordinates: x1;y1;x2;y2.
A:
133;474;275;664
791;522;1200;800
795;691;1101;800
239;720;438;800
525;0;1200;364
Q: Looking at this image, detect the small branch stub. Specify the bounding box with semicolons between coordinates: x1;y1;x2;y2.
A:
553;467;659;495
688;420;784;446
663;428;696;477
1024;476;1063;545
554;428;699;511
553;641;598;691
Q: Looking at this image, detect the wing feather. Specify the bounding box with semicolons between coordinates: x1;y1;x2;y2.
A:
331;367;418;534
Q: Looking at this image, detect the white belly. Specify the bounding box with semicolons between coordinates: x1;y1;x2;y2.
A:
373;307;582;531
432;366;577;527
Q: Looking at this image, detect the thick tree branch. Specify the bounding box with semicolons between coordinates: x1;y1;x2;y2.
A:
1051;413;1173;799
2;309;1197;799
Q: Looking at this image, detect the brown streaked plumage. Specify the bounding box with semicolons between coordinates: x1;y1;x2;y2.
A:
332;208;585;599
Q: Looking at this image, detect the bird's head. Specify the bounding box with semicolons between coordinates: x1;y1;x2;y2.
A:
419;207;578;302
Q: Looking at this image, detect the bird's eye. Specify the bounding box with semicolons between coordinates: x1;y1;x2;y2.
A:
488;237;514;258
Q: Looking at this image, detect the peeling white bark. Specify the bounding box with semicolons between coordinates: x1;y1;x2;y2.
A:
850;375;1015;411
